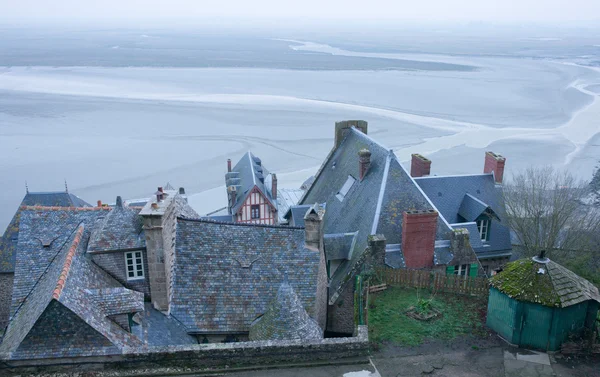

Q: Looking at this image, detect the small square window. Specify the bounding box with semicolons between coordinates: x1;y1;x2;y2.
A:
125;251;145;280
251;205;260;219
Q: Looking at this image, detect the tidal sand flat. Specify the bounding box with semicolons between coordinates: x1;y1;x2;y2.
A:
0;34;599;228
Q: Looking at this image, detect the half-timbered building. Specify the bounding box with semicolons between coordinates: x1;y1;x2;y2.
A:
225;152;279;225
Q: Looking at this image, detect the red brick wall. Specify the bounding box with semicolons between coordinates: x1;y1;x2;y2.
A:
402;210;438;268
410;154;431;177
483;151;506;184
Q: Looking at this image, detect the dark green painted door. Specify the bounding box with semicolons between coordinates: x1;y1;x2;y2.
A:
519;303;553;350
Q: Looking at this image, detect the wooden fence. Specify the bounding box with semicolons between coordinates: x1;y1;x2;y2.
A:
376;268;490;296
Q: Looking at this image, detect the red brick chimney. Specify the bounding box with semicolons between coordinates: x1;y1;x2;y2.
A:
484;151;506;184
410;154;431;178
402;210;438;268
271;174;278;200
227;159;232;173
359;149;371;181
97;200;102;207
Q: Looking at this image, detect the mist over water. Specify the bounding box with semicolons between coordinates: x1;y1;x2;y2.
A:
0;26;599;229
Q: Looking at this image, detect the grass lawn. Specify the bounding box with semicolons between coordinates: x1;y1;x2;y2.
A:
368;286;487;346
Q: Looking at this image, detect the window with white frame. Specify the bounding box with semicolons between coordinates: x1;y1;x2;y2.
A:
125;251;144;280
454;264;469;276
476;218;490;241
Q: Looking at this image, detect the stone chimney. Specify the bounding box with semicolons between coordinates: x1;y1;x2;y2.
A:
139;188;180;312
402;210;438;268
410;154;431;178
227;159;232;173
228;186;237;214
303;203;324;252
449;228;480;274
368;234;387;268
359;149;371;181
484;151;506;184
334;120;368;149
116;196;123;208
271;174;278;200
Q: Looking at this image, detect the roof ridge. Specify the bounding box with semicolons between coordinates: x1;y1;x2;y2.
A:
414;173;494;180
20;205;110;211
371;150;393;234
177;216;305;230
52;225;85;300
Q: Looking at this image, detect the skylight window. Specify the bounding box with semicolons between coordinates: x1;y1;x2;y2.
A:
336;175;356;201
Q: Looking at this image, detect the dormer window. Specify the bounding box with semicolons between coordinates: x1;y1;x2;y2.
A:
125;251;145;280
476;217;490;241
336;175;356;202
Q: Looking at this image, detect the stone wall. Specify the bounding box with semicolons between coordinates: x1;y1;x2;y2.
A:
0;273;14;330
1;327;369;374
161;197;179;308
91;251;151;298
327;282;355;335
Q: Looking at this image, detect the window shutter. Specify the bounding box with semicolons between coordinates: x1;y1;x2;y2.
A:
446;265;455;275
469;263;479;277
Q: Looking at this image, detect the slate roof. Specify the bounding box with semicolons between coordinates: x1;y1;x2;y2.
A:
20;192;91;208
0;192;91;273
300;127;451;302
170;218;320;334
415;174;512;257
227;152;277;215
277;189;304;223
10;207;111;316
284;205;312;227
458;193;492;222
0;223;144;360
324;232;358;261
490;257;600;308
88;197;145;253
249;279;322;341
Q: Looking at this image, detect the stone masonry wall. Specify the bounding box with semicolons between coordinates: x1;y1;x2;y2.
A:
327;282;355;335
161;197;178;308
0;273;14;330
1;327;369;374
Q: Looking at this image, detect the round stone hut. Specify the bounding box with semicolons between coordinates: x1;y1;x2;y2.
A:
486;253;600;351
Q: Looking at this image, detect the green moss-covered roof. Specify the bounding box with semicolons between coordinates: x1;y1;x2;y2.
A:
490;258;600;308
490;259;561;307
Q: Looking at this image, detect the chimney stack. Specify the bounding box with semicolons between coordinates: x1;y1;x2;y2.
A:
410;154;431;178
359;149;371;181
402;210;438;268
116;196;123;208
271;174;278;200
227;159;232;173
97;200;102;207
228;186;237;214
179;187;185;195
156;187;164;202
368;234;387;268
484;151;506;184
334;120;368;149
303;203;324;252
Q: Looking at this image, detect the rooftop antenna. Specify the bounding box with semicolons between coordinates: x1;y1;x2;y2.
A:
64;179;69;193
25;181;29;194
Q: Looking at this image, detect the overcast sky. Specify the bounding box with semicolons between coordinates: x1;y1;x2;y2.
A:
1;0;599;25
